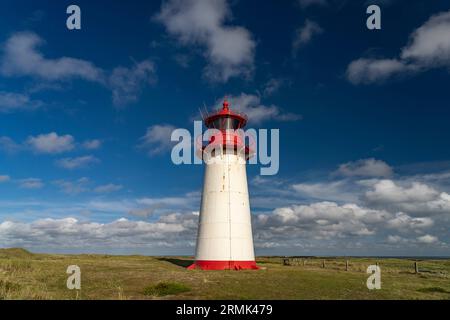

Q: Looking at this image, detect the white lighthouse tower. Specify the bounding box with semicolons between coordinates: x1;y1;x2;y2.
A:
188;99;258;270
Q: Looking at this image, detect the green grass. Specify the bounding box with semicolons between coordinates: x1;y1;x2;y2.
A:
0;248;449;300
143;282;191;297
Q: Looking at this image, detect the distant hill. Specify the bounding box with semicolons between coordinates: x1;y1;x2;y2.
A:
0;248;33;258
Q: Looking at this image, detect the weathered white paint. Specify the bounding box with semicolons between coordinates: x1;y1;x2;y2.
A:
194;150;255;261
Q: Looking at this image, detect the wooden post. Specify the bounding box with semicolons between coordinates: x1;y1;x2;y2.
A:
415;261;419;274
322;260;325;268
345;260;349;271
283;258;290;266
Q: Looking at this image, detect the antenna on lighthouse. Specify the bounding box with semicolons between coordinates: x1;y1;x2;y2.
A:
222;97;229;111
199;105;205;122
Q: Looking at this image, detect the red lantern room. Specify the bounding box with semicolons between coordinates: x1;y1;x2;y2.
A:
201;99;252;159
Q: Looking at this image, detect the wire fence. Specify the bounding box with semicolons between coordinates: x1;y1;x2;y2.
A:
256;256;450;278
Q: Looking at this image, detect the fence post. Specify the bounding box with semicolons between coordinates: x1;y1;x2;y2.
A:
415;261;419;274
283;257;290;266
303;259;306;266
346;260;349;271
322;260;325;268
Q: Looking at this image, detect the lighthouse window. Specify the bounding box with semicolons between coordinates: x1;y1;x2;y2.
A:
211;117;241;130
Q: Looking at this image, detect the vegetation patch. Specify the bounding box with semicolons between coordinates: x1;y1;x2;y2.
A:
417;287;450;294
0;280;21;299
0;248;33;259
143;281;191;297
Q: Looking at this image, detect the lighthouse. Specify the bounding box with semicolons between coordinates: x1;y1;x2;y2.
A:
188;99;259;270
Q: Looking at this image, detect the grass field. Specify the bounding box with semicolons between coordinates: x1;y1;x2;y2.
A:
1;248;449;300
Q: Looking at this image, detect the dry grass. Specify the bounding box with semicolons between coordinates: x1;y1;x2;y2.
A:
0;248;449;300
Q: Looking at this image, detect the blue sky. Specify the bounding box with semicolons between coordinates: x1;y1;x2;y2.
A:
0;0;450;256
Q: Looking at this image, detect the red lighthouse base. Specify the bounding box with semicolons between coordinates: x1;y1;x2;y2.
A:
187;260;259;270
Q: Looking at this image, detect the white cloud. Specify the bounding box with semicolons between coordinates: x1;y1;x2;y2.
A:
0;91;43;113
365;179;438;204
18;178;44;189
0;32;156;107
139;124;177;155
256;201;390;240
347;10;450;84
173;54;192;68
128;207;157;219
54;178;89;195
216;93;301;124
386;212;434;231
417;234;439;244
0;175;10;182
109;60;156;108
55;155;100;169
82;139;101;150
0;216;194;249
263;78;290;97
346;58;414;85
0;32;103;82
155;0;255;82
26;132;75;154
292;180;355;202
386;235;408;244
364;179;450;216
336;158;393;178
293;19;323;54
94;184;123;194
1;133;102;155
401;11;450;67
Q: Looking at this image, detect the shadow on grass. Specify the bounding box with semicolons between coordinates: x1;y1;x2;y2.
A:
417;287;450;294
158;258;194;268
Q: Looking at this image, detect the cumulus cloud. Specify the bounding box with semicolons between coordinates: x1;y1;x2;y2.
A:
386;212;434;231
263;78;290;97
256;202;389;241
18;178;44;189
292;180;357;202
139;124;177;156
362;179;450;217
346;58;414;85
55;155;100;169
0;32;103;82
0;91;43;113
128;207;157;219
0;32;156;107
82;139;102;150
347;10;450;84
54;177;89;195
0;175;11;182
292;19;323;55
365;179;438;204
253;199;444;252
400;11;450;67
1;133;101;155
336;158;393;178
94;184;123;194
0;215;197;249
216;93;301;124
417;234;439;244
108;60;156;108
154;0;255;82
26;132;75;154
